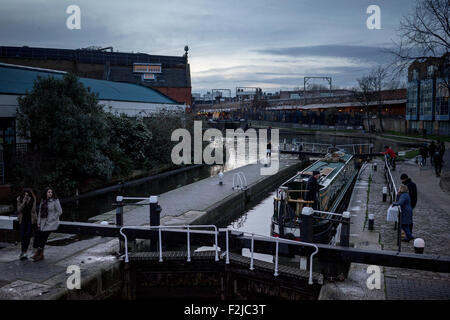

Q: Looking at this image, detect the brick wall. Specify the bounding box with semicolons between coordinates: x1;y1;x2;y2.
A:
152;87;192;105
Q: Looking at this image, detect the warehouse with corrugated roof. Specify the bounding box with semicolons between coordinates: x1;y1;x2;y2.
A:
0;62;185;148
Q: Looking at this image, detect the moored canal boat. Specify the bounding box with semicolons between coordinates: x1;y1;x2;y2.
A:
270;148;359;244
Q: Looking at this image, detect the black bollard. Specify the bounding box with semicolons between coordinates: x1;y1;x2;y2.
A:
340;211;351;247
368;214;374;231
300;207;314;243
382;186;387;202
149;196;161;251
373;163;377;172
414;238;425;254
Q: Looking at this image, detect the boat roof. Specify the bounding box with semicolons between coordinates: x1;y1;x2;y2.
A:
291;151;353;187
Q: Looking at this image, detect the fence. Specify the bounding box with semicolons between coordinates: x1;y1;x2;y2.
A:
119;225;319;285
384;155;402;252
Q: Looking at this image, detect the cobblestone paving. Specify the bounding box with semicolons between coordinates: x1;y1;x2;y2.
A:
385;278;450;300
367;158;450;299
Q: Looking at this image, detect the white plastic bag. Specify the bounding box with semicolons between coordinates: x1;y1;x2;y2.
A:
387;205;399;222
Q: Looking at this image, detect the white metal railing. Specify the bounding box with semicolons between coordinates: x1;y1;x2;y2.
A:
119;225;219;263
384;155;398;202
300;142;333;153
384;155;403;252
120;225;319;284
220;228;319;285
335;143;373;155
232;171;248;190
312;210;345;217
116;196;158;205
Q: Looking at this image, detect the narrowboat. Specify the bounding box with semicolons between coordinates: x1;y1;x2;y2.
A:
270;148;359;244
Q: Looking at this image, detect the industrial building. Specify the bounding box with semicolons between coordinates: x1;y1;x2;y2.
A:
0;63;184;184
406;53;449;136
0;46;192;106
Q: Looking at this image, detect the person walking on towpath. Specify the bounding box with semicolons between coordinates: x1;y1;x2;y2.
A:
392;185;414;243
428;141;437;165
400;174;417;232
433;151;443;177
306;170;321;210
437;141;445;164
31;187;63;262
419;143;429;166
16;188;37;260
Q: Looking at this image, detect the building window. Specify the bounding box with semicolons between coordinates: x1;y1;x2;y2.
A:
407;81;418;116
427;65;436;77
439;121;449;136
435;78;449;116
420;79;433;116
133;63;162;74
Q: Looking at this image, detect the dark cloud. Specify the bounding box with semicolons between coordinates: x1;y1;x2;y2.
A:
256;45;394;64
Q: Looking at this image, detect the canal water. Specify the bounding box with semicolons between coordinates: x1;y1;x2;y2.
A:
61;133;415;223
222;134;417;262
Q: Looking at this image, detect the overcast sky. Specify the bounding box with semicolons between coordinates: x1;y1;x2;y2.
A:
0;0;417;94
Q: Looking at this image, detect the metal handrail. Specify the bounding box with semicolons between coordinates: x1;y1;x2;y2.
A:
232;171;248;190
221;228;319;285
119;225;219;263
384;155;402;252
384;155;398;202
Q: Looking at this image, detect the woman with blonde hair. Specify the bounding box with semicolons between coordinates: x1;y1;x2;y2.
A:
393;184;414;242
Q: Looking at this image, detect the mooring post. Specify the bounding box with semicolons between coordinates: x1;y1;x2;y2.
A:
301;207;314;243
340;211;351;247
116;196;124;254
414;238;425;254
149;196;161;251
368;213;374;231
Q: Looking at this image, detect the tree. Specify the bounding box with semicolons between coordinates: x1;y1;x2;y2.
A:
353;76;376;133
354;66;402;133
105;113;153;175
371;66;389;132
390;0;449;87
16;73;113;196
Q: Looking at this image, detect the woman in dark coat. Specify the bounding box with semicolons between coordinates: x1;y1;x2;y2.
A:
16;188;37;260
31;187;62;262
393;185;414;242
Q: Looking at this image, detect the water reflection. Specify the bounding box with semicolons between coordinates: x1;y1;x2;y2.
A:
61;133;415;222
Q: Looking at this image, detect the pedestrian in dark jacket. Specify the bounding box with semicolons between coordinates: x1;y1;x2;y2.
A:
429;141;437;165
306;170;321;210
400;174;417;232
393;185;414;242
16;188;37;260
419;143;428;166
31;187;62;262
438;141;445;161
433;151;443;177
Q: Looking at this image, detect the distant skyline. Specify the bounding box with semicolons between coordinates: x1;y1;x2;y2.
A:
0;0;417;94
